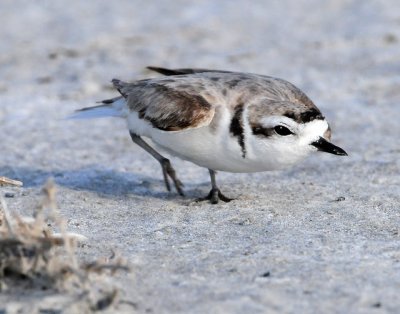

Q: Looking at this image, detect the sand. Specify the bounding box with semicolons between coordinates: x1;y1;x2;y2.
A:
1;0;399;313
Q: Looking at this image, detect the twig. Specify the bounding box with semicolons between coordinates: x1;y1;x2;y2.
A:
0;176;23;187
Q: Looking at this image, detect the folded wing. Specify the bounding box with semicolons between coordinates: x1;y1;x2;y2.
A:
112;78;215;132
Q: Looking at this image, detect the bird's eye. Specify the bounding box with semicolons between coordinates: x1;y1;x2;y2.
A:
274;125;293;136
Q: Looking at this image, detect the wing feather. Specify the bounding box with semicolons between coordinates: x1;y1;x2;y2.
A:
112;79;215;132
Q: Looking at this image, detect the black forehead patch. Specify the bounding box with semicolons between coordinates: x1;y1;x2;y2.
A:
283;111;296;120
284;108;324;123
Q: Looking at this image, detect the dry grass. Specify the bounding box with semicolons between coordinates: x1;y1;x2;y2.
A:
0;179;131;312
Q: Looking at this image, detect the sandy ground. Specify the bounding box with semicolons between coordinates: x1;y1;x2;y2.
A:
1;0;399;313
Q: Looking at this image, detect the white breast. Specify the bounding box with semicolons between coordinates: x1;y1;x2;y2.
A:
126;106;311;173
148;106;252;172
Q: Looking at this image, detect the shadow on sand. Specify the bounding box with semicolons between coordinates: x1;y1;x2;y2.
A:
0;165;205;200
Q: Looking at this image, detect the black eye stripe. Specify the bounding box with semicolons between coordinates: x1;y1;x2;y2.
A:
251;125;274;137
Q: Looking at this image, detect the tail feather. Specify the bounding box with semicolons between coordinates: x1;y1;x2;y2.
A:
67;96;125;120
147;66;231;76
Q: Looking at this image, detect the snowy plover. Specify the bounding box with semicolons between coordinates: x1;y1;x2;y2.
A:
71;67;347;203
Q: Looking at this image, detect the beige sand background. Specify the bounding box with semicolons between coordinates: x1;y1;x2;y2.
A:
1;1;399;313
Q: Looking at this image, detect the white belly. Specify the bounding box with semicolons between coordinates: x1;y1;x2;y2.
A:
150;127;302;173
126;111;307;173
152;127;250;172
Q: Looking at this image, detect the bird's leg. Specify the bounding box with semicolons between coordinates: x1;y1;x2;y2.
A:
129;132;184;196
202;169;233;204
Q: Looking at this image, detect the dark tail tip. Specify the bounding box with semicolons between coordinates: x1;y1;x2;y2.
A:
147;66;178;76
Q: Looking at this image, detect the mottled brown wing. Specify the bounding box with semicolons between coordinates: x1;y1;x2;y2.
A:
112;79;215;132
147;66;232;76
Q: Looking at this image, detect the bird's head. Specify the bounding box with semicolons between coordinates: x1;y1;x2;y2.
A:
244;100;347;170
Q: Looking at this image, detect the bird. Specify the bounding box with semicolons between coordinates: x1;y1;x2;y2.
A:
70;66;347;204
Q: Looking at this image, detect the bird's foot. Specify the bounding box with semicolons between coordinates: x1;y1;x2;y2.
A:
198;188;233;204
160;158;184;196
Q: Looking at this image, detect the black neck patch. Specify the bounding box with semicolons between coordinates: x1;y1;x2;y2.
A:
230;104;246;158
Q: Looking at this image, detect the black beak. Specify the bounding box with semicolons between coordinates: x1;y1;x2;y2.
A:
311;137;348;156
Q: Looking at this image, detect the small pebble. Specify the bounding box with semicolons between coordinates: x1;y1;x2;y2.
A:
261;271;270;277
372;302;381;308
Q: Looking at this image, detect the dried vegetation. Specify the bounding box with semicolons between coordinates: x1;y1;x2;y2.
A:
0;179;131;313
